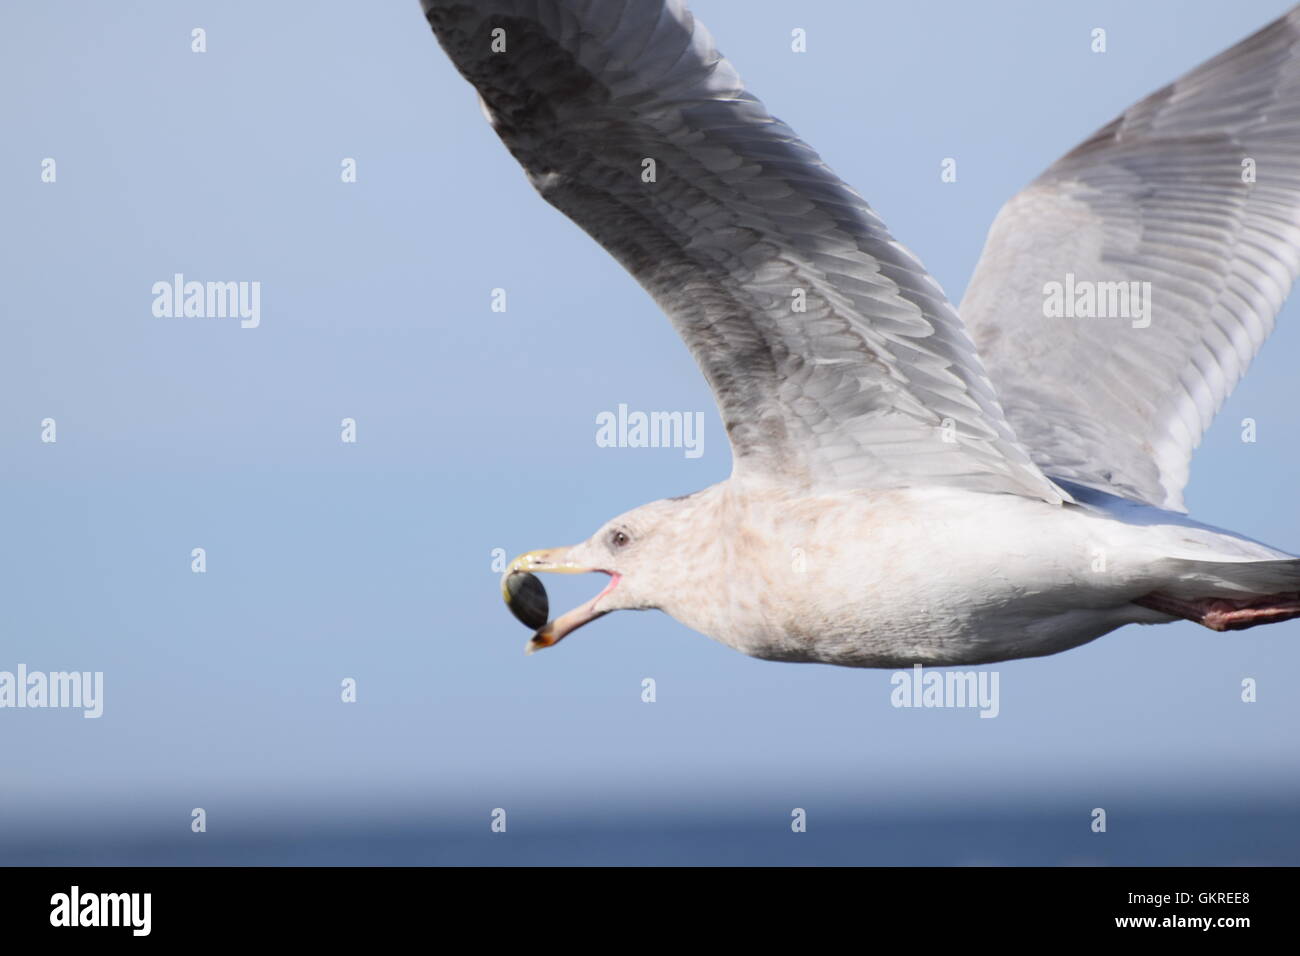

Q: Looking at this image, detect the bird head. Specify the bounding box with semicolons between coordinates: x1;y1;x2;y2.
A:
500;495;700;654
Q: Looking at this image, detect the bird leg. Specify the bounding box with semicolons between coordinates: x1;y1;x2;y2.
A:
1134;592;1300;631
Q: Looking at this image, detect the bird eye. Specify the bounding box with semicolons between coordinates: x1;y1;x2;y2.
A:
609;529;630;549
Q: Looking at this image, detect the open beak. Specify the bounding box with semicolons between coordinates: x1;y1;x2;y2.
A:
501;548;619;654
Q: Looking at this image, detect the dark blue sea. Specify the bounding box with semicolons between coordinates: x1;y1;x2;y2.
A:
4;805;1296;866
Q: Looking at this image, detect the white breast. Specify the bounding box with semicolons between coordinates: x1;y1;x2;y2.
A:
662;484;1172;668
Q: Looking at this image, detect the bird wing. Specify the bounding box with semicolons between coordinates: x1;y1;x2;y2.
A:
961;7;1300;512
422;0;1066;503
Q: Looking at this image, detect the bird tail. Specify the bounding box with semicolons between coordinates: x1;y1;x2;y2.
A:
1157;555;1300;599
1061;479;1300;630
1137;555;1300;631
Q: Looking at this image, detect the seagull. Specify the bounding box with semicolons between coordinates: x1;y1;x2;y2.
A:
423;0;1300;667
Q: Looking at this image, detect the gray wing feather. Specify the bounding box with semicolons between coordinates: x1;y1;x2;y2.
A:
962;6;1300;511
422;0;1065;502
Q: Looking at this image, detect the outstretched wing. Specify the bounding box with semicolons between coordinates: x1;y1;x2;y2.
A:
962;7;1300;512
422;0;1065;503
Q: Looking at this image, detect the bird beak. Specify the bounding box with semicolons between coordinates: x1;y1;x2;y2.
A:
502;548;617;654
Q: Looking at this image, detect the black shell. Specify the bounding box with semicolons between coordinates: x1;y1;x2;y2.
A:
504;571;550;630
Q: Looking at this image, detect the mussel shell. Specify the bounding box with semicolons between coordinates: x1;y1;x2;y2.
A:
503;571;550;630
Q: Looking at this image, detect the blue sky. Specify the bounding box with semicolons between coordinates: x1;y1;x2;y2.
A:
2;0;1298;854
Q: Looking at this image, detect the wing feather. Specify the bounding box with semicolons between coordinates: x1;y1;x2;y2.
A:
963;7;1300;510
423;0;1065;502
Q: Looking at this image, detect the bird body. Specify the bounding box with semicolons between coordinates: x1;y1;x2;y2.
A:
562;481;1298;667
422;0;1300;666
